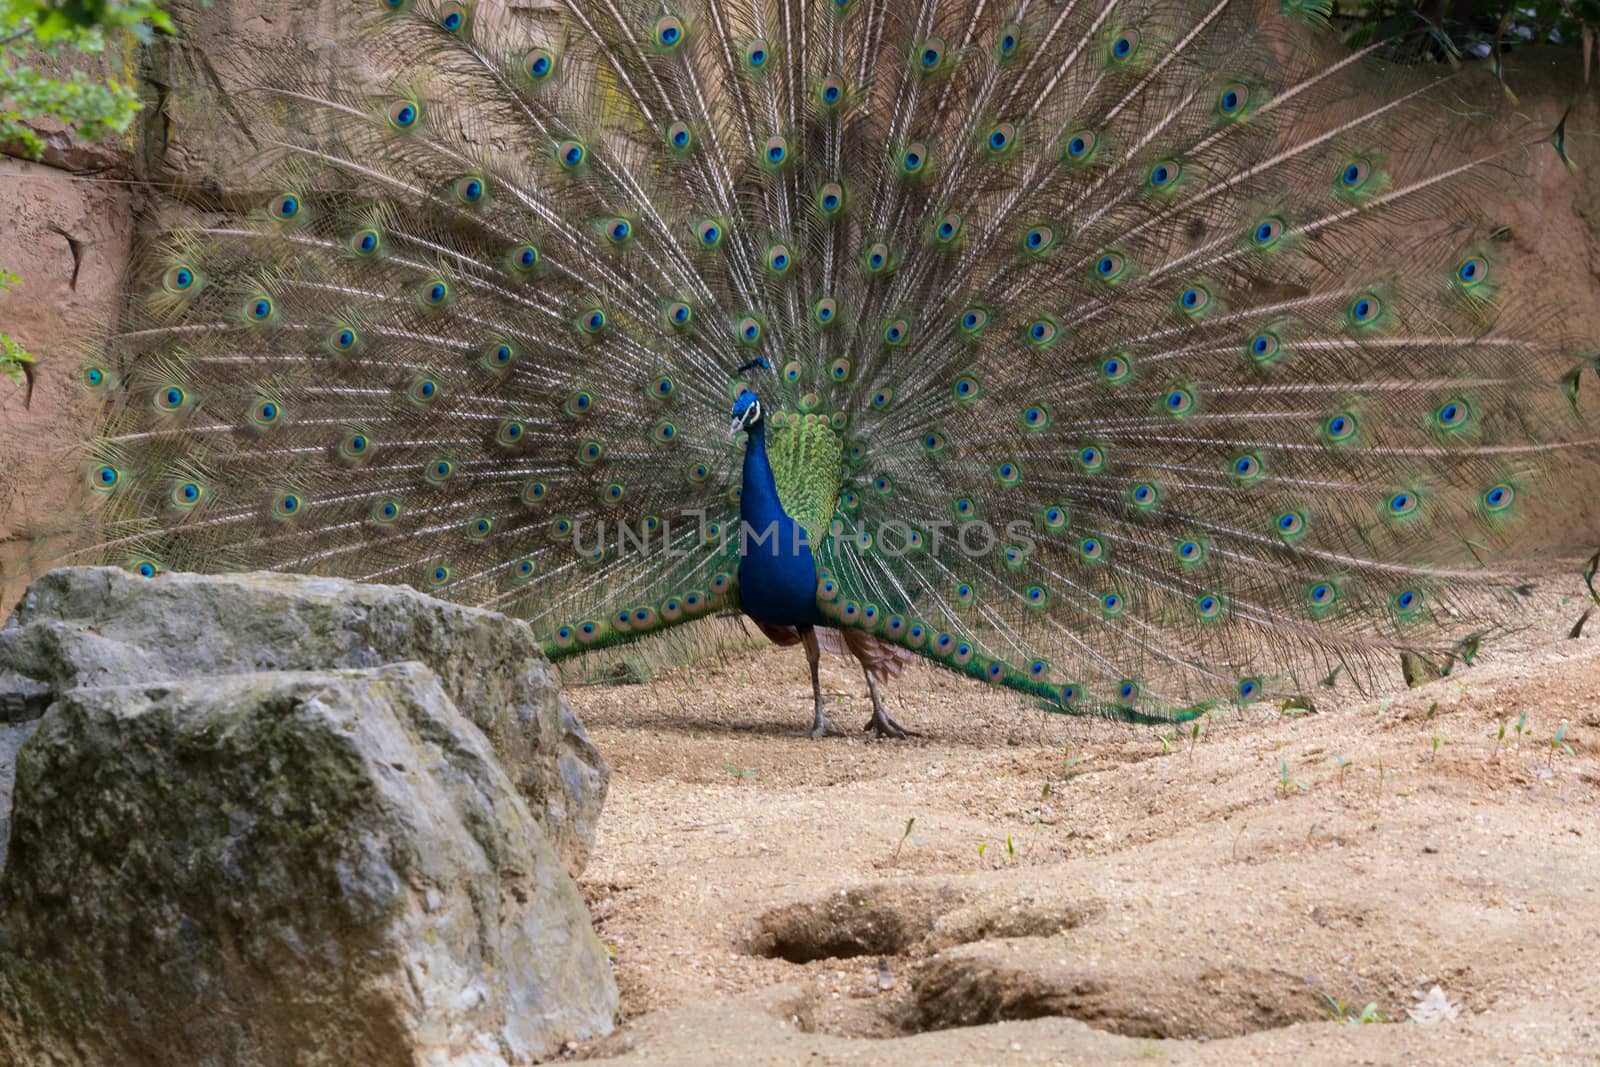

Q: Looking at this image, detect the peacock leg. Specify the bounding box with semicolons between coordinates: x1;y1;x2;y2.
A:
789;625;839;739
860;666;916;739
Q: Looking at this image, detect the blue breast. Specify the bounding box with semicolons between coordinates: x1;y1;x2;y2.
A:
736;421;824;626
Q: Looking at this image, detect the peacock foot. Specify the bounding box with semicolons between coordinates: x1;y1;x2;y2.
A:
863;705;917;740
788;706;843;739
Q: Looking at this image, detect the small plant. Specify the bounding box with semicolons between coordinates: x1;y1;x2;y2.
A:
1320;991;1388;1025
1157;727;1175;755
977;841;988;861
1430;733;1445;761
1275;757;1306;797
1491;719;1507;762
891;817;916;864
1548;721;1574;771
721;762;758;781
1335;753;1351;788
1187;720;1204;760
1005;834;1016;863
1513;709;1530;742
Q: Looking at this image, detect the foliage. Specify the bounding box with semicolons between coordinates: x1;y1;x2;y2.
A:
0;0;172;160
0;270;34;387
1332;0;1600;62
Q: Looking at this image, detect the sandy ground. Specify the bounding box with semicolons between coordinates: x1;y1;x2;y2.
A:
560;570;1600;1066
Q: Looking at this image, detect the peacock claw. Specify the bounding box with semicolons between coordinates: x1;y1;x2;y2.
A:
863;707;916;740
790;719;843;740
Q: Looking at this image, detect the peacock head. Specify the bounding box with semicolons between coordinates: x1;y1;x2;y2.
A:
730;390;763;437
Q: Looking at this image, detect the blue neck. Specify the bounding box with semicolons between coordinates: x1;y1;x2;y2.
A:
740;420;784;531
736;419;823;626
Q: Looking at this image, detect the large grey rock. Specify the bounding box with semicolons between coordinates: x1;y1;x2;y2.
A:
0;567;607;876
0;663;617;1066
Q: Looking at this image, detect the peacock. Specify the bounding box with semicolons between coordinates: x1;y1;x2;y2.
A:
58;0;1597;737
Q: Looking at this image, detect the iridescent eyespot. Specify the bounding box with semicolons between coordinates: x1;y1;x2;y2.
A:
1248;331;1281;362
484;342;516;369
1078;445;1103;471
901;142;928;174
1080;537;1103;561
818;182;844;215
341;432;370;459
934;213;962;243
274;492;303;517
1022;404;1049;429
1195;594;1223;619
652;374;676;398
1149;161;1178;187
1230;454;1260;479
763;136;790;166
369;499;399;524
1025;319;1057;345
421;279;449;305
1178;286;1208;312
557;139;586;169
1177;540;1203;563
953;375;980;401
1349;295;1380;324
922;430;945;453
1483;483;1514;511
1435;399;1469;429
437;1;466;31
696;218;723;247
525;47;554;79
1022;224;1054;254
987;122;1016;155
247;296;274;321
388;99;420;129
1164;388;1193;415
511;243;539;272
863;242;891;273
83;366;108;388
163;265;197;292
1325;412;1356;442
1094;252;1126;280
1110;30;1139;61
666;301;693;327
427;459;454;483
766;244;793;272
1308;582;1335;606
1130;483;1157;507
918;37;946;70
428;565;451;587
745;38;769;68
353;229;381;256
91;465;120;491
155;385;186;412
270;193;301;220
1100;355;1130;382
169;481;203;509
1237;678;1261;702
1387;490;1418;516
1456;257;1487;285
818;74;845;108
736;316;761;343
410;378;439;403
959;306;989;336
605;217;632;244
654;15;685;49
883;319;908;345
252;399;280;425
813;297;838;324
1102;593;1125;615
455;176;485;203
1276;511;1305;537
579;308;607;334
1218;83;1247;115
1252;218;1284;248
998;22;1021;58
1340;159;1372;190
134;560;159;578
1393;589;1422;614
1064;130;1096;162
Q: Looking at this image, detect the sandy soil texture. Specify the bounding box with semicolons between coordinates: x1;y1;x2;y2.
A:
562;571;1600;1065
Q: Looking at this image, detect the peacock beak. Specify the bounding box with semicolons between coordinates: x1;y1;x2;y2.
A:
729;416;745;438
